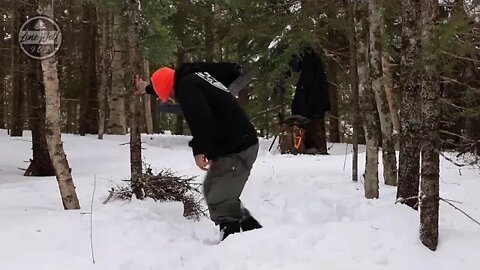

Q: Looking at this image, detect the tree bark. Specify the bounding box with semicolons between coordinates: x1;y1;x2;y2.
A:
419;0;440;251
98;10;110;140
79;3;99;136
127;0;145;200
397;0;422;209
368;0;398;187
382;55;401;139
107;13;127;135
143;58;153;134
25;60;55;177
39;0;80;210
358;12;380;199
11;2;25;137
345;0;360;182
0;48;5;129
328;63;340;143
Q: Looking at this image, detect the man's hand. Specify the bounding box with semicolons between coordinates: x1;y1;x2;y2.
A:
134;75;148;95
194;154;210;171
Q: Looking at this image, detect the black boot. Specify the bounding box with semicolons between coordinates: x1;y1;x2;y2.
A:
240;207;262;232
219;221;240;241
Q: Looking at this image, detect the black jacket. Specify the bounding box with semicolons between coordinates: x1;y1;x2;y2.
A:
149;62;258;160
290;47;331;119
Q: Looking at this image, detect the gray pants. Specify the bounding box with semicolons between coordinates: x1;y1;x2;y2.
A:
203;143;259;224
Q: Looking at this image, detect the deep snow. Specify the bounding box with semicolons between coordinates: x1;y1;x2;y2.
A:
0;129;479;270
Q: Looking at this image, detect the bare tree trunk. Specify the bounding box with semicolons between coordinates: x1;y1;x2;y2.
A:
368;0;398;187
98;10;110;140
0;51;5;129
143;58;153;134
397;0;422;209
382;55;401;138
419;0;440;251
328;63;340;143
79;3;99;136
25;60;55;176
39;0;80;210
11;2;25;137
345;0;360;182
107;13;127;135
126;0;144;200
358;13;380;199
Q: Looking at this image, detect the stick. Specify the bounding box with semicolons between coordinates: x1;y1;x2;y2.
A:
90;175;97;264
440;198;480;227
269;135;278;152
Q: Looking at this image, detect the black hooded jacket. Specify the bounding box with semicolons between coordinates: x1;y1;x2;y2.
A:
148;62;258;160
290;47;331;119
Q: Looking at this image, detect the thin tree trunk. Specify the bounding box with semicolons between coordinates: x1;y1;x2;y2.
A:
328;63;340;143
98;10;110;140
397;0;422;209
368;0;398;187
0;51;5;129
382;55;401;139
39;0;80;210
419;0;440;251
25;60;55;176
107;13;127;135
358;13;380;199
345;0;360;182
11;2;25;137
143;58;153;134
79;3;99;135
127;0;144;200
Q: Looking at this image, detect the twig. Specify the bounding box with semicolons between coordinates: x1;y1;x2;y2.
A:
90;175;97;264
395;196;419;204
441;198;462;204
440;198;480;227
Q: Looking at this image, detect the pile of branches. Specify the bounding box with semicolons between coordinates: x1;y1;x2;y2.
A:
104;166;206;220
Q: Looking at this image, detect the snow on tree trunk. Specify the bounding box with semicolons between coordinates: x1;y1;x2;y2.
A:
39;0;80;210
397;0;422;209
358;14;380;199
345;0;360;182
107;13;127;135
98;10;110;140
419;0;440;251
368;0;398;187
127;0;145;199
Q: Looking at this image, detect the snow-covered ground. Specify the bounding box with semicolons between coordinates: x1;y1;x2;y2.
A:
0;129;479;270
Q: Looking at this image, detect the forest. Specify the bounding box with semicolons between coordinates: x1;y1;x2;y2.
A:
0;0;479;267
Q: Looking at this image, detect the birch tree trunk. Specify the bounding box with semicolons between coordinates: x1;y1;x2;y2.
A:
127;0;144;199
368;0;398;187
419;0;440;251
382;55;401;138
98;10;110;140
358;13;380;199
107;13;127;135
397;0;422;209
39;0;80;210
345;0;360;182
